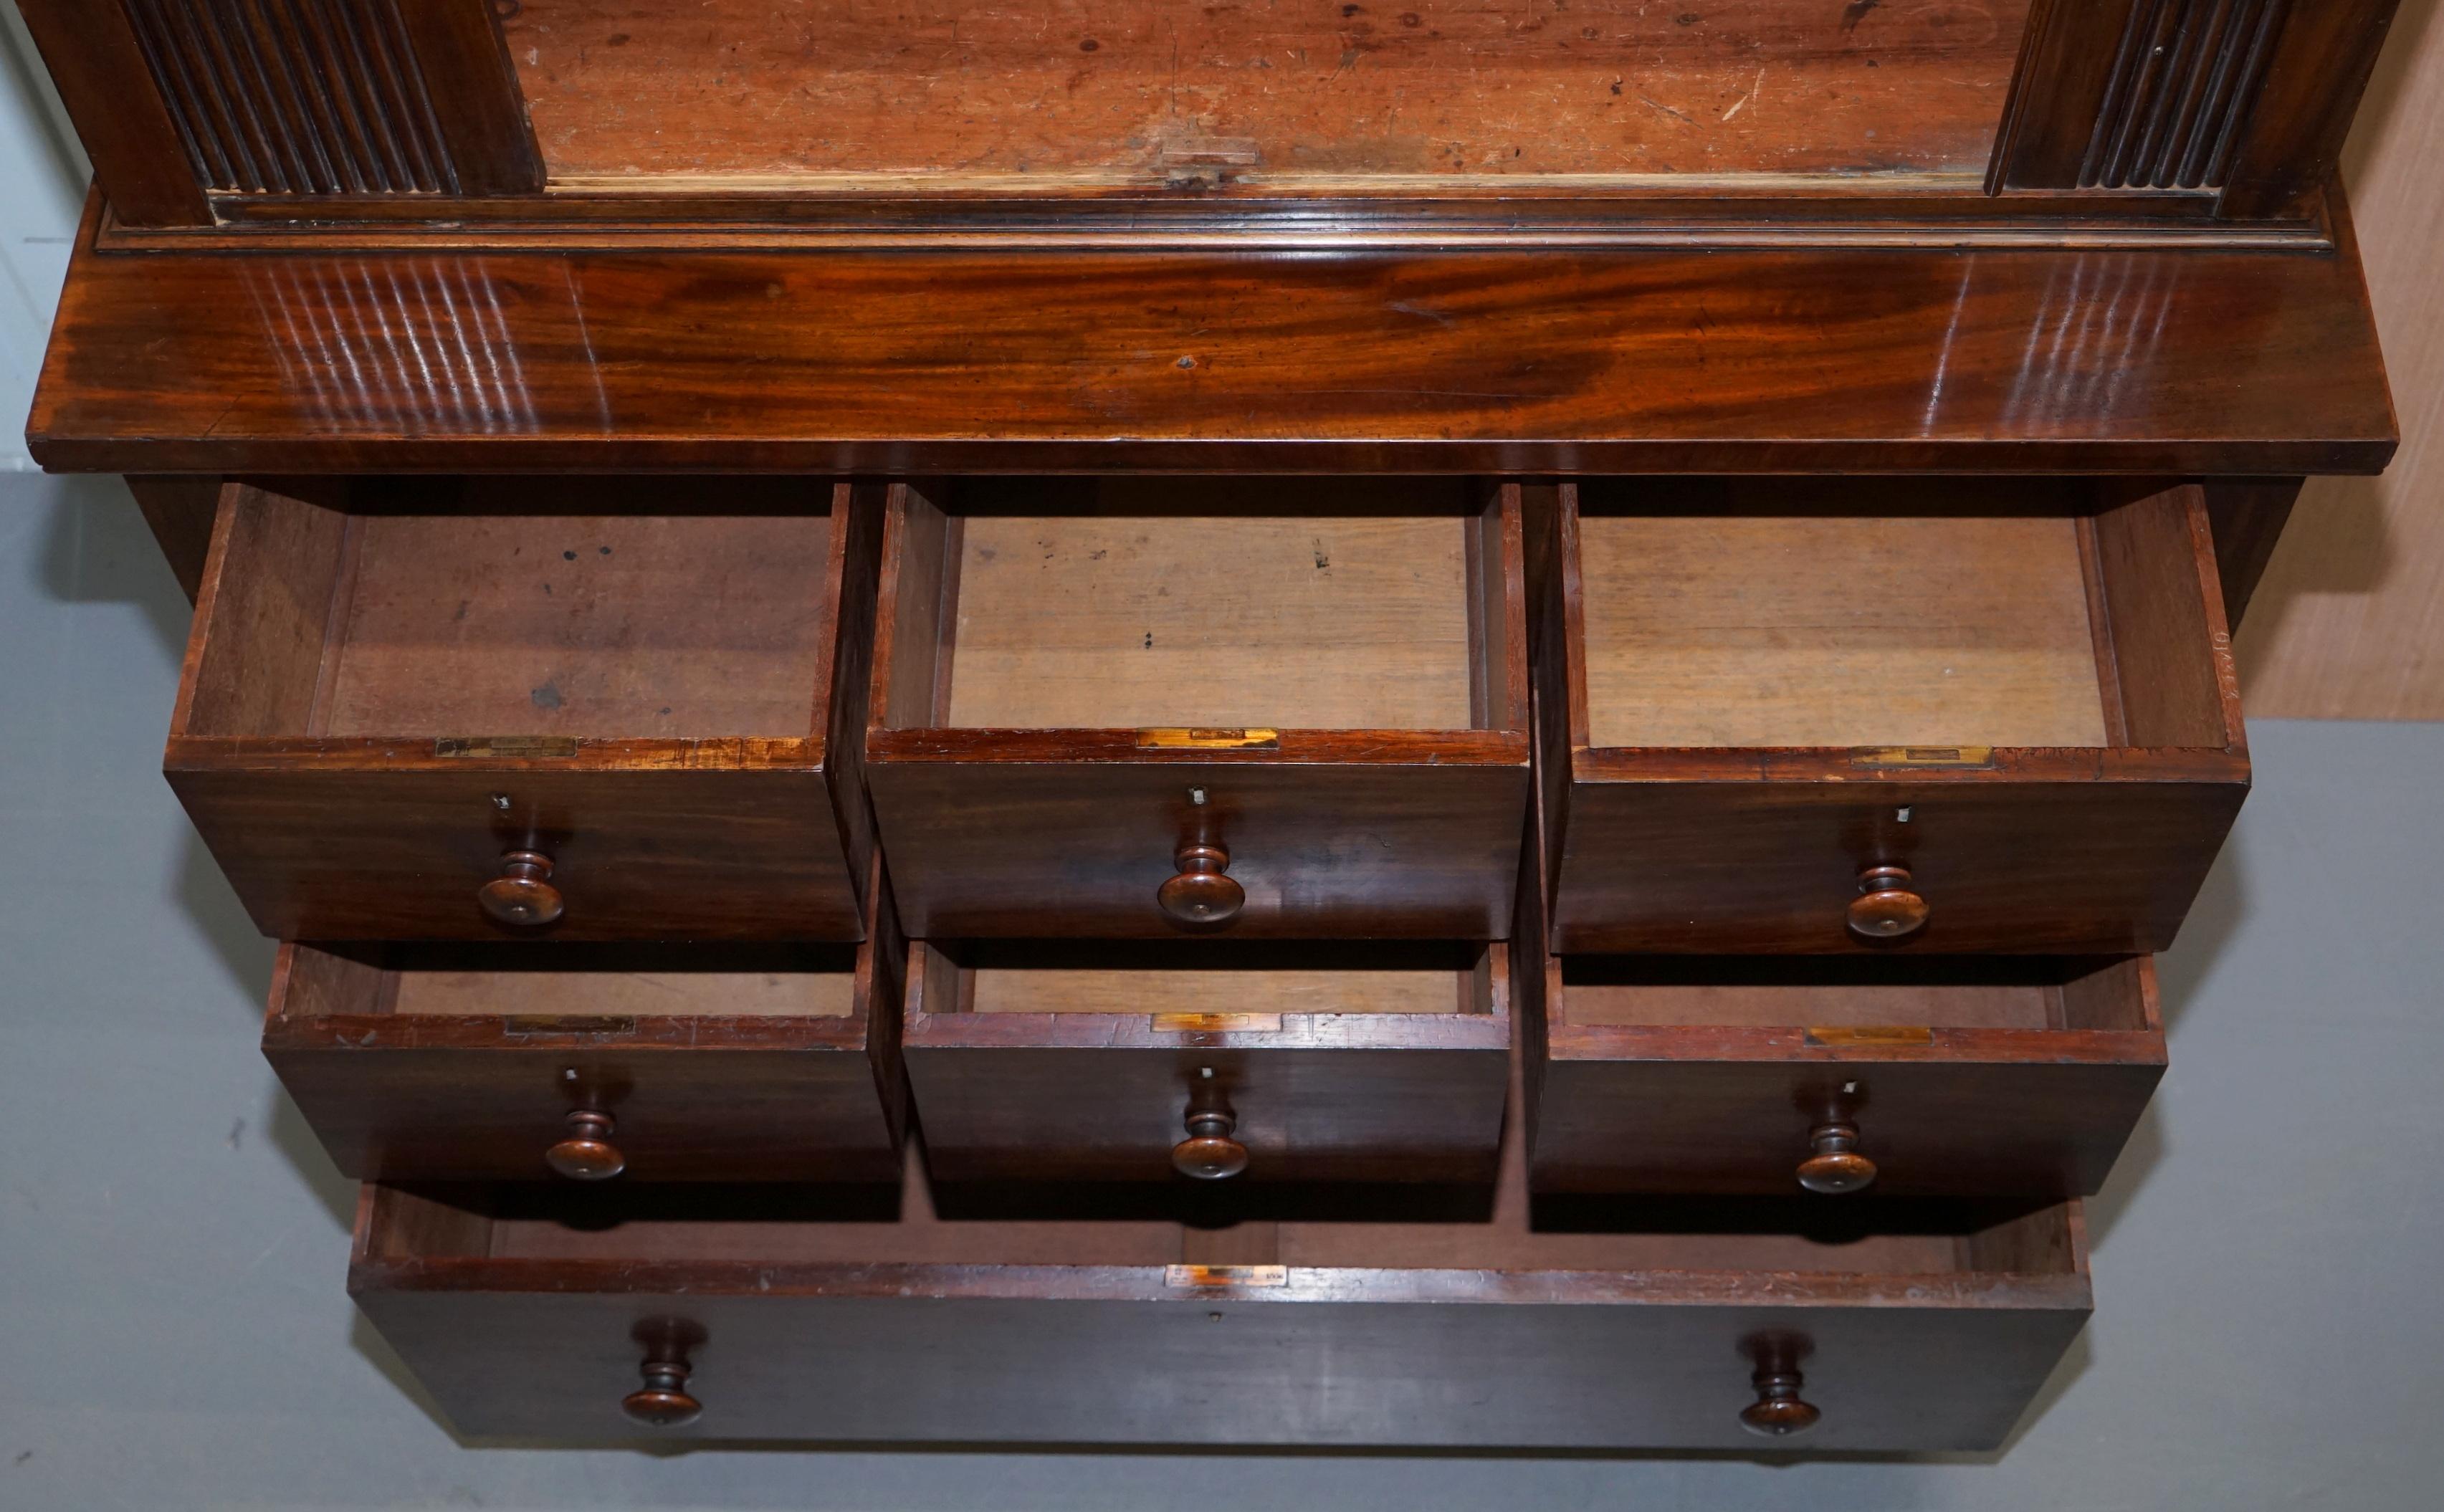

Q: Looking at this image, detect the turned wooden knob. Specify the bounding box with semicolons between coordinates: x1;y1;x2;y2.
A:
622;1358;701;1427
1795;1119;1876;1195
1739;1367;1821;1437
546;1109;625;1181
1157;843;1244;926
479;848;564;928
1846;863;1927;942
1173;1109;1249;1180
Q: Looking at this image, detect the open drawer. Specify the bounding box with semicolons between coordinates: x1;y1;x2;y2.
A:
1532;479;2250;953
166;478;882;940
902;939;1510;1186
866;478;1531;939
1524;952;2165;1197
264;859;907;1184
348;1040;2090;1450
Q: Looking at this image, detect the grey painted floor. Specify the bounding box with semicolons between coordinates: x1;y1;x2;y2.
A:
4;472;2440;1511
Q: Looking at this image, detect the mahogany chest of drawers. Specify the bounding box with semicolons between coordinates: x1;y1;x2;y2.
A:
13;0;2405;1455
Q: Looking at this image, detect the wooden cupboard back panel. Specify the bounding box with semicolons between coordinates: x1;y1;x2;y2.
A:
502;0;2035;185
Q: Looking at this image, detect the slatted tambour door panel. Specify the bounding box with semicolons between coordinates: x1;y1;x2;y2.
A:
121;0;462;195
2081;0;2287;188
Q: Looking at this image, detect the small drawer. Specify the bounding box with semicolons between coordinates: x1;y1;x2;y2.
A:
1532;479;2250;953
167;478;882;940
349;1048;2089;1450
1524;953;2165;1197
902;939;1511;1185
264;861;906;1185
867;478;1531;939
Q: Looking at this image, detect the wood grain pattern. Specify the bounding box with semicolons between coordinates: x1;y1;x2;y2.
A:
2239;0;2443;716
1529;956;2165;1195
265;937;898;1182
1575;510;2110;749
269;854;906;1182
1545;484;2250;954
28;204;2397;474
9;1;214;224
904;939;1508;1184
869;482;1529;939
166;482;874;942
502;0;2030;184
348;1033;2089;1448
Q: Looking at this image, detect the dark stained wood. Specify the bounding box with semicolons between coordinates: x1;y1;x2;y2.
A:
1543;481;2250;954
1990;0;2400;205
901;940;1510;1186
164;481;878;942
6;22;209;226
269;853;909;1184
2218;0;2407;219
166;186;2323;247
2201;477;2304;631
123;475;223;604
867;479;1532;940
1989;0;2152;191
1527;956;2166;1197
1551;761;2248;954
389;0;546;196
346;1034;2090;1449
2090;483;2248;749
28;201;2397;476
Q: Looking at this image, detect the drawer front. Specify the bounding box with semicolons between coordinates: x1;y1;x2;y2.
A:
355;1278;2086;1450
1552;774;2245;954
870;757;1527;939
904;1044;1509;1186
171;762;861;941
1532;1055;2162;1197
267;1034;900;1185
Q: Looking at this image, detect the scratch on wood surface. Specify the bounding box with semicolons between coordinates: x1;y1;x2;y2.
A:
1722;67;1765;123
1636;94;1694;125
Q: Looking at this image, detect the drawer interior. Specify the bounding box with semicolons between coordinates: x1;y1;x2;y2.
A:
1555;956;2152;1032
1571;481;2231;750
181;482;838;742
276;942;861;1020
500;0;2028;185
366;1144;2077;1278
915;940;1495;1018
881;479;1513;732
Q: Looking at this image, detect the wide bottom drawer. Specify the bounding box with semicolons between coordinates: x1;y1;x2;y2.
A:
350;1047;2089;1450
